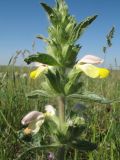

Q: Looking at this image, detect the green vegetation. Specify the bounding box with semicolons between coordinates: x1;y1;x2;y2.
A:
0;66;120;160
0;0;120;159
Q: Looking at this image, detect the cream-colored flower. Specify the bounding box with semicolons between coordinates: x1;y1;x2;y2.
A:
75;55;109;78
78;55;104;64
44;105;56;117
21;105;56;135
21;111;45;135
30;62;48;79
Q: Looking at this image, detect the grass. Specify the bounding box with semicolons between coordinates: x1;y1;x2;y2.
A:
0;65;120;160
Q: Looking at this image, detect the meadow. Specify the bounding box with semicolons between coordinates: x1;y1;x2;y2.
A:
0;0;120;159
0;63;120;160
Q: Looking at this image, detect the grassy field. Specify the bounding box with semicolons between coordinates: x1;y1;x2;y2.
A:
0;65;120;160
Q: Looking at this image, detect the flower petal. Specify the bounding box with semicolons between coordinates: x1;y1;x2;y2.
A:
33;62;43;67
33;62;48;67
21;111;44;125
45;105;56;116
79;64;100;78
78;55;104;64
27;119;44;134
98;68;110;78
78;64;109;79
30;68;42;79
30;64;48;79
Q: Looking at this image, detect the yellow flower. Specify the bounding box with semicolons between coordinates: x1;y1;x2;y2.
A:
75;55;110;79
76;64;109;78
21;111;45;135
27;118;45;134
21;105;56;135
44;105;56;117
30;63;48;79
98;68;110;78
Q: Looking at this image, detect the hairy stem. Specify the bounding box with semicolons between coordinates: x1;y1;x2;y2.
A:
74;149;78;160
57;96;65;160
57;96;65;128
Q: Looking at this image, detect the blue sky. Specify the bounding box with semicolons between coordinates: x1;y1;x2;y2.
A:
0;0;120;67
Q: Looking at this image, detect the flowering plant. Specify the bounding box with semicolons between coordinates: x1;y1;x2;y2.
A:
20;0;110;159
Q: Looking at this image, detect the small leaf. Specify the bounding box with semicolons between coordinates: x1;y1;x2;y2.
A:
26;90;51;98
36;35;50;43
24;53;59;66
17;130;32;142
40;3;58;25
46;70;63;93
72;15;98;41
71;140;97;151
44;116;59;135
63;44;81;67
41;81;59;97
67;92;111;104
65;81;83;95
64;68;82;95
41;3;54;16
67;125;86;141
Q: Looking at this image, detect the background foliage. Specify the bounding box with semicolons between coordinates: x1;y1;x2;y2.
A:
0;64;120;159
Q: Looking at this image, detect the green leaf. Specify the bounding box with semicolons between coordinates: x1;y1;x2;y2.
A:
24;53;59;66
66;125;86;141
17;130;32;142
41;3;54;16
44;116;59;135
46;69;63;94
40;3;58;25
72;15;98;41
63;44;81;67
47;40;63;62
36;35;50;43
65;81;83;95
26;90;51;98
64;68;82;95
71;140;97;151
67;91;111;104
41;81;60;97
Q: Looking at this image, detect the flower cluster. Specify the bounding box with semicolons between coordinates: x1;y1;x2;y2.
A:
30;55;109;79
21;105;56;135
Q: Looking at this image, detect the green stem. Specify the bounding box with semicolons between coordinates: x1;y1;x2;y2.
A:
74;149;78;160
57;96;65;160
57;147;65;160
57;96;65;128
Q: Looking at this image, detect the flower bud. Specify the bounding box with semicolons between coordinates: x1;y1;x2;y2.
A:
45;105;56;116
21;111;44;125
